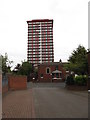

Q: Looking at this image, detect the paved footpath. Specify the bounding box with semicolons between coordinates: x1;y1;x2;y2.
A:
2;88;35;118
2;82;88;118
0;94;2;119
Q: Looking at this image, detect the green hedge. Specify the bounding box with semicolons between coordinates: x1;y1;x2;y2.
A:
74;75;87;86
66;75;88;86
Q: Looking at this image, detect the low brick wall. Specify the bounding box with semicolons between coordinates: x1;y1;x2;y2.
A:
2;85;8;93
8;75;27;90
66;85;88;91
52;79;64;83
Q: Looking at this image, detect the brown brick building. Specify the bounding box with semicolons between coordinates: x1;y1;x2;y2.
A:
38;62;66;82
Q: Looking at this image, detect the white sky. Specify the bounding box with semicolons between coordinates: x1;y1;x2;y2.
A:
0;0;89;68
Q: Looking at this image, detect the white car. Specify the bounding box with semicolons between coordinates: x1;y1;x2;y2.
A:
88;90;90;92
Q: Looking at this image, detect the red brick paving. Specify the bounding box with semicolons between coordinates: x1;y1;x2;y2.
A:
2;88;35;118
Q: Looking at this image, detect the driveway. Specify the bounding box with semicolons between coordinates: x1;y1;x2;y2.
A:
32;82;88;118
2;82;88;118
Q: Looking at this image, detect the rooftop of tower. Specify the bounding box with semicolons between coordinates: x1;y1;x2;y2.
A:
27;19;53;23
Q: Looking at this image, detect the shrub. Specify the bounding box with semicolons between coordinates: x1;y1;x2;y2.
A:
82;75;88;86
74;75;87;86
66;75;75;85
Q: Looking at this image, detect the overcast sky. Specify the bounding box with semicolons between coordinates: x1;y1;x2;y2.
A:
0;0;89;68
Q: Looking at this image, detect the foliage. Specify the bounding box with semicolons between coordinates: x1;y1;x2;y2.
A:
2;53;13;74
13;63;21;73
63;63;69;71
67;45;88;75
66;75;75;85
66;74;88;86
13;61;32;76
74;75;88;86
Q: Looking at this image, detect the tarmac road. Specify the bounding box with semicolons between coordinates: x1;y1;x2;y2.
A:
32;83;88;118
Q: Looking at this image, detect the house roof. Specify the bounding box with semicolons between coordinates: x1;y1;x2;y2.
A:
38;62;69;67
62;62;69;64
52;70;62;73
39;62;62;66
27;19;53;23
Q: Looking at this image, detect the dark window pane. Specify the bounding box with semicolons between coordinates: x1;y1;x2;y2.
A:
56;65;58;70
41;74;43;77
47;68;49;73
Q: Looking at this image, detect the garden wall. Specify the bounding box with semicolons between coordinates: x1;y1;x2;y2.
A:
66;85;88;91
2;74;8;93
8;75;27;90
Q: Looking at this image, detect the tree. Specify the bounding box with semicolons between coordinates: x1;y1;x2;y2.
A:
2;53;13;74
14;61;32;76
67;45;88;75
